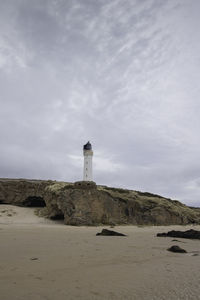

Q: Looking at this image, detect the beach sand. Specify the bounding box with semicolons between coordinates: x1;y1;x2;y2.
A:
0;205;200;300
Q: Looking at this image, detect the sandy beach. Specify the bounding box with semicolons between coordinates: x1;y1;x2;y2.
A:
0;205;200;300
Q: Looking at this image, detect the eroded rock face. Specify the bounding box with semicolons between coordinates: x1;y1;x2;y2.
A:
44;181;130;225
43;181;200;226
0;178;200;226
0;178;53;206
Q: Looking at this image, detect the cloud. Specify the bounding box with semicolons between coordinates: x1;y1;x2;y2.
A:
0;0;200;206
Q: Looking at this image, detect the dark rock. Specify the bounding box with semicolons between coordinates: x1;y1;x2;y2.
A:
96;229;126;236
167;245;187;253
157;229;200;240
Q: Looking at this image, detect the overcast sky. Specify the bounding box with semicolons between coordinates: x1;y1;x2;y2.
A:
0;0;200;206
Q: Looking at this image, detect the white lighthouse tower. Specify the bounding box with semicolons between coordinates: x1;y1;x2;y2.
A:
83;141;93;181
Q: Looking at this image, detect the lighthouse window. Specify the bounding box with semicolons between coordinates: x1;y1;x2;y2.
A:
86;168;88;170
86;162;88;164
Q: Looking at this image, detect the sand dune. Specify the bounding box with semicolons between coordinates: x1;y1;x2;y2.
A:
0;205;57;225
0;205;200;300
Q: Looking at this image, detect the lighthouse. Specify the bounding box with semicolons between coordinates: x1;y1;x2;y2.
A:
83;141;93;181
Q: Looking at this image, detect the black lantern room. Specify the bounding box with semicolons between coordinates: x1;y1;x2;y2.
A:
83;141;92;150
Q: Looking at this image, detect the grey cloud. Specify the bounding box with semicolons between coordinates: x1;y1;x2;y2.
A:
0;0;200;206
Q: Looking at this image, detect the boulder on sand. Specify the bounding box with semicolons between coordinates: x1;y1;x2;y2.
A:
167;245;187;253
96;229;126;236
157;229;200;240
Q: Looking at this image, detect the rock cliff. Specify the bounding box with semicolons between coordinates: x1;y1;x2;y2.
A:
0;178;200;225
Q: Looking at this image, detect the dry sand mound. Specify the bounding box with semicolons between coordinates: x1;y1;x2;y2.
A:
0;205;58;225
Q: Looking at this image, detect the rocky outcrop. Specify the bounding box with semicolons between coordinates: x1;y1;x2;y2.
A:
0;178;54;206
0;178;200;226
